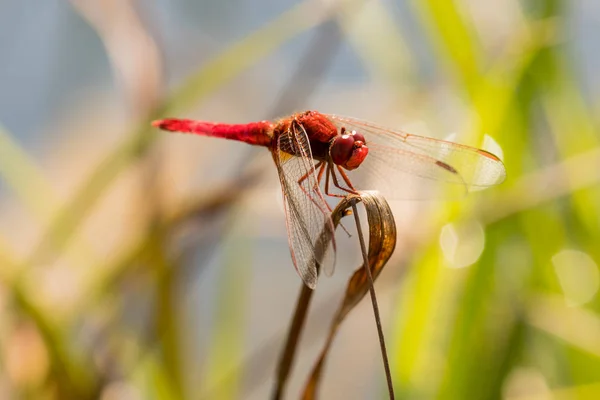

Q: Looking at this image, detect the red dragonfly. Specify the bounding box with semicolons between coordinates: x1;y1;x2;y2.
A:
152;111;506;289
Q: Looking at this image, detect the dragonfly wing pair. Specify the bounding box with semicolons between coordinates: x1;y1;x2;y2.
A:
273;121;336;289
327;115;507;200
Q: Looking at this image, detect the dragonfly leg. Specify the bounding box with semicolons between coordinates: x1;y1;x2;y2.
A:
323;162;353;237
325;163;358;196
314;161;327;192
295;161;333;213
323;162;347;198
314;162;334;212
336;165;358;192
324;162;332;195
297;161;324;190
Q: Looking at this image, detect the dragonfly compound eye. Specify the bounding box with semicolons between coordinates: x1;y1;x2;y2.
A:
350;130;366;144
330;133;369;170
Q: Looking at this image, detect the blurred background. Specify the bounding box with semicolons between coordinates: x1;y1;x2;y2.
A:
1;0;600;399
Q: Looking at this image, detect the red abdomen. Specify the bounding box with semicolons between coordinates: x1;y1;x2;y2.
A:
152;119;274;147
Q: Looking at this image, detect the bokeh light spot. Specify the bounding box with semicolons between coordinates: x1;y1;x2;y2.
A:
502;367;550;399
552;249;599;306
440;220;485;268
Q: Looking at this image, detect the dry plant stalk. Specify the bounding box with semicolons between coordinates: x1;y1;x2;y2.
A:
273;191;397;400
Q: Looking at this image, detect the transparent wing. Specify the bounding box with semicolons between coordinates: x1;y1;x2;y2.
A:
273;121;336;289
327;115;506;199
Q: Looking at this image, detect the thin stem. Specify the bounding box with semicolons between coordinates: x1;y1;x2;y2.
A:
351;199;395;400
272;283;314;400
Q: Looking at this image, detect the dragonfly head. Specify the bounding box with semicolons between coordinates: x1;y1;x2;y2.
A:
330;129;369;170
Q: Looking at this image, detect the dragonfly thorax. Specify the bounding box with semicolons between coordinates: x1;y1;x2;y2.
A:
274;111;369;170
294;111;369;170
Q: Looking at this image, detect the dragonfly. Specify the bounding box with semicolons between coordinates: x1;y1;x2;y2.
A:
152;110;506;289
